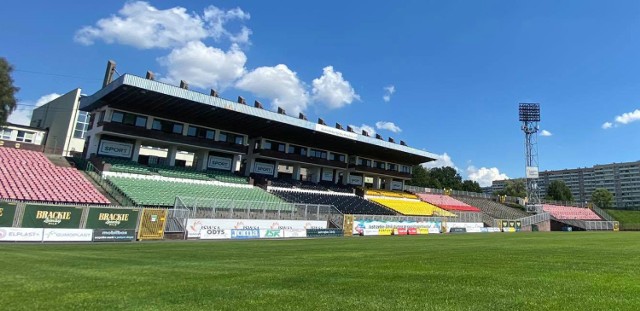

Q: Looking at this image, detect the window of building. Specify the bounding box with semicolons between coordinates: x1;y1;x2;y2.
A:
218;131;245;145
16;131;34;143
152;118;184;135
135;116;147;128
111;111;124;123
73;111;90;139
0;128;12;140
310;149;327;159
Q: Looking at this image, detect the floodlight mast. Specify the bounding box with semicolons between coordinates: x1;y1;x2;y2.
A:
519;103;541;213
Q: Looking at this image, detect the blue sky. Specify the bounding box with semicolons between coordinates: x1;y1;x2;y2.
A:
3;1;640;186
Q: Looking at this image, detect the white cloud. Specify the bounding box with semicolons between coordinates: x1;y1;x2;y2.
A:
540;129;552;136
236;64;309;116
382;85;395;102
375;121;402;133
466;166;509;187
602;108;640;129
311;66;359;109
348;124;376;136
74;2;251;49
158;41;246;90
7;93;61;126
203;6;251;44
422;152;457;170
614;109;640;125
74;1;208;49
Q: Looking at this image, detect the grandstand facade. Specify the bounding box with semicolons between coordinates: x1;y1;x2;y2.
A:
79;74;437;190
491;161;640;208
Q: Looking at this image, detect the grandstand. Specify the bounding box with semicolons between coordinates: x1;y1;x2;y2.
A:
0;147;110;204
269;188;394;215
543;204;601;220
415;193;481;212
456;196;529;220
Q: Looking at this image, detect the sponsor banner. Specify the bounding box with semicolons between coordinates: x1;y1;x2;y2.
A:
93;229;136;242
321;170;334;182
480;228;489;233
253;162;275;175
0;202;17;227
487;227;501;233
21;205;82;228
391;181;403;191
43;229;93;242
362;229;379;236
408;228;418;235
208;155;232;171
284;229;307;238
260;229;283;239
199;227;231;240
466;228;482;233
378;228;393;236
0;227;43;242
353;219;441;235
349;175;363;186
394;228;408;235
428;228;441;234
314;124;358;140
449;228;467;233
186;219;327;238
85;208;139;229
99;140;133;158
418;228;430;235
306;229;344;238
231;229;260;239
503;227;516;233
526;166;539;178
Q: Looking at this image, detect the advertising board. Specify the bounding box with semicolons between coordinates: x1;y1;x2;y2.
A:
99;140;133;158
0;227;43;242
186;219;327;238
208;155;233;171
93;229;136;242
42;229;93;242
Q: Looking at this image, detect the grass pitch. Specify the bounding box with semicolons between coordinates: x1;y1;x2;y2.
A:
1;232;639;310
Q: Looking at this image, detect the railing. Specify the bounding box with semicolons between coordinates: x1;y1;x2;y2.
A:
173;196;343;222
591;205;615;221
517;212;551;227
584;221;619;231
85;162;136;207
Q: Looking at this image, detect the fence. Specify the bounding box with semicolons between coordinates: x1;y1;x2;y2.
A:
173;196;345;229
85;162;136;207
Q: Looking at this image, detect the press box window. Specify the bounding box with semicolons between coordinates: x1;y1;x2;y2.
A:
152;119;184;134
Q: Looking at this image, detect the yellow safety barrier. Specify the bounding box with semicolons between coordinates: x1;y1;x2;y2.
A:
137;208;167;240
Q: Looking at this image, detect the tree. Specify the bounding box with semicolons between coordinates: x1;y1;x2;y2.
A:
408;165;441;189
591;188;613;209
546;180;573;202
497;179;527;198
461;180;482;193
0;58;19;126
428;167;462;190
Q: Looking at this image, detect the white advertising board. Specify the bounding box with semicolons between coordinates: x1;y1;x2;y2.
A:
352;219;442;235
253;162;275;175
207;155;232;171
391;181;403;190
283;229;307;238
259;229;283;238
526;166;539;178
0;227;43;242
43;229;93;242
349;175;363;185
199;227;231;240
186;219;327;238
362;229;380;236
314;124;357;140
98;140;133;158
321;170;334;182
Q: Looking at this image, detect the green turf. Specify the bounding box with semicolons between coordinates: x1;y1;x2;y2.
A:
606;209;640;226
1;233;639;310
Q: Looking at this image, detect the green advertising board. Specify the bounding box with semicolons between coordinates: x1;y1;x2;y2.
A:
0;202;17;227
21;205;83;228
85;208;139;230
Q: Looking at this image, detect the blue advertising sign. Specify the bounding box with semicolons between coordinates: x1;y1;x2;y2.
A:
230;229;260;239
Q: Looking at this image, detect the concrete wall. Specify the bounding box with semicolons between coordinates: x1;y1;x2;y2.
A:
30;89;82;156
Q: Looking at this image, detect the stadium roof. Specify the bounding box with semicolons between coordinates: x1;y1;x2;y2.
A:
81;74;437;165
